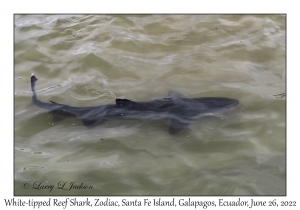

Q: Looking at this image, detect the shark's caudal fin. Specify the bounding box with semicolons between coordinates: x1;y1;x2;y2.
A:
30;73;55;110
30;73;39;104
31;73;38;92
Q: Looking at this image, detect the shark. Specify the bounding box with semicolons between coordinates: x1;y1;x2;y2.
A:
30;73;239;134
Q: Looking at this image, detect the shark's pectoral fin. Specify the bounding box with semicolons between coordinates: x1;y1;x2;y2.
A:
49;111;64;122
169;118;191;135
168;91;185;98
81;119;97;126
81;119;106;127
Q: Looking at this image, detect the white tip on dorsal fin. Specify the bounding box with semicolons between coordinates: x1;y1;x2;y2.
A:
31;73;35;77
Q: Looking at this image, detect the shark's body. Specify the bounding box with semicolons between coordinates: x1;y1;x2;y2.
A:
31;74;239;134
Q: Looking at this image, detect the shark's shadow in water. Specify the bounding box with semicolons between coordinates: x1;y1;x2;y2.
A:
30;74;239;134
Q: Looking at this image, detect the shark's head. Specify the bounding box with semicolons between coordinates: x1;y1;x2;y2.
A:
205;98;239;110
211;98;239;109
193;97;239;113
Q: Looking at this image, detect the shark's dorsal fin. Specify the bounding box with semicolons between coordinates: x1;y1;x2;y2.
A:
168;91;185;98
115;99;136;106
81;119;97;126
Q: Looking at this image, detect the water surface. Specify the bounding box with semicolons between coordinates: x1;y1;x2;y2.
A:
14;14;286;195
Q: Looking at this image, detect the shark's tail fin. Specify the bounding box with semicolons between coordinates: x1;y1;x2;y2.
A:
31;73;38;93
30;73;52;109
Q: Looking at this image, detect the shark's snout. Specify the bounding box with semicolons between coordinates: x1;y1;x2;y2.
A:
218;98;239;109
198;97;239;110
227;99;239;107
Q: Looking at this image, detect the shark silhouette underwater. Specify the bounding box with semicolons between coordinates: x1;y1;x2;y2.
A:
30;74;239;134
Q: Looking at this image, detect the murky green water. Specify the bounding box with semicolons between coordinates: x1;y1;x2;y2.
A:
14;15;286;195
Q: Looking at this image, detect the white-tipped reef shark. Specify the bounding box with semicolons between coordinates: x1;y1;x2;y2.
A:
31;73;239;134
